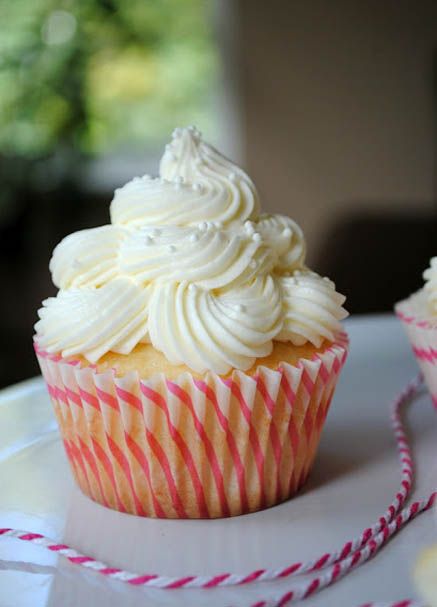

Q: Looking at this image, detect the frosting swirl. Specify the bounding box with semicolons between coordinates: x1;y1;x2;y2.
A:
118;225;275;290
277;271;347;347
256;213;306;271
111;125;260;229
423;257;437;314
50;225;128;289
148;276;282;374
35;278;150;362
36;127;348;372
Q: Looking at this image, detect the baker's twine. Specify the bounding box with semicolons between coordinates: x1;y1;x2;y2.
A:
357;602;425;607
1;375;435;607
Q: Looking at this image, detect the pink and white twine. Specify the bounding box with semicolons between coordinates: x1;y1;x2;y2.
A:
1;375;435;607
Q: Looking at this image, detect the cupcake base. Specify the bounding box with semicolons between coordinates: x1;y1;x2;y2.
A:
396;294;437;410
35;335;348;518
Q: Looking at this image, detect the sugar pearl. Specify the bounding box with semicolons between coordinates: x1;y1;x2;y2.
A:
245;221;255;235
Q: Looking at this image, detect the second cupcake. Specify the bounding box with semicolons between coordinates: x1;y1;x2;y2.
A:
396;257;437;409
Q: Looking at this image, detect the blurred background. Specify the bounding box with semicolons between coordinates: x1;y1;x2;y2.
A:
0;0;436;387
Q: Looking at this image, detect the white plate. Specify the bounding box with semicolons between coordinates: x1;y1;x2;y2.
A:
0;315;436;607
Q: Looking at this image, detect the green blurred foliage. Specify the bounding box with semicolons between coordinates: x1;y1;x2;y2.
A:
0;0;218;158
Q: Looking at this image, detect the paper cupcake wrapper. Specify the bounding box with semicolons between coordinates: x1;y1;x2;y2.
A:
396;300;437;409
35;335;348;519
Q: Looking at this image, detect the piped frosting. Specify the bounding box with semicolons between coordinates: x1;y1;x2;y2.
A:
35;127;348;373
423;257;437;314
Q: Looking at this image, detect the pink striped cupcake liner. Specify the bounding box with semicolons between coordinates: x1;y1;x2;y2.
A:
34;334;348;519
395;295;437;409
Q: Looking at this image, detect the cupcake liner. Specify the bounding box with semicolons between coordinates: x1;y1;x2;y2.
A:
34;335;348;519
396;299;437;409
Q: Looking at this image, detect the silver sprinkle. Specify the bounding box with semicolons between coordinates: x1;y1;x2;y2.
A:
245;221;255;235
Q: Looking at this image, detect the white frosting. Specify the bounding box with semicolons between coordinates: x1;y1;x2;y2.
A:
423;257;437;314
50;225;128;289
36;126;348;372
277;272;347;348
119;225;275;290
256;214;306;271
148;277;282;374
35;278;150;362
111;126;260;229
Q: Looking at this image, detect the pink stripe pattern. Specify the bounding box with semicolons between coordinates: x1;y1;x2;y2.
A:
1;374;435;607
34;333;349;518
140;383;209;517
358;602;425;607
395;303;437;410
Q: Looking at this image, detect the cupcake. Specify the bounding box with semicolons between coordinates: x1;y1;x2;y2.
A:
34;126;348;518
395;258;437;409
